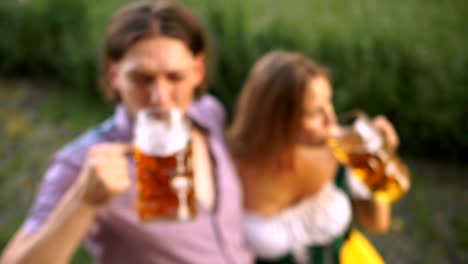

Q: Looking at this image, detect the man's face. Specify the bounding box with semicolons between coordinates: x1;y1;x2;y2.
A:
109;36;205;117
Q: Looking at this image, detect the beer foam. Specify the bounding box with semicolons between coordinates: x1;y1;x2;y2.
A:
354;118;383;153
134;108;191;157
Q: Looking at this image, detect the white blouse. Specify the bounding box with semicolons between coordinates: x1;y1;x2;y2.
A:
244;169;371;262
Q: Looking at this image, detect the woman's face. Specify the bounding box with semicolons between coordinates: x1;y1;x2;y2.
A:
299;76;337;146
109;36;205;117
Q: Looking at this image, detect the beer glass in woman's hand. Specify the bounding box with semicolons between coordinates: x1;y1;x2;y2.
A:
133;109;196;221
328;111;411;203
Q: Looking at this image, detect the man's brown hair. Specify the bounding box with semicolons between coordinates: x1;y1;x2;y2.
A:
100;0;213;102
228;51;330;165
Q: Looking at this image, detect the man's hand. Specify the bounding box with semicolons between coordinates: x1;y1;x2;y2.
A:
79;143;132;206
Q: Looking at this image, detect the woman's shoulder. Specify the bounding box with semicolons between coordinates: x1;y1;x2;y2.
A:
294;146;339;195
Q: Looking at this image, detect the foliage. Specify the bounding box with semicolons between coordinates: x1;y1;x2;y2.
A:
0;0;98;98
0;0;467;159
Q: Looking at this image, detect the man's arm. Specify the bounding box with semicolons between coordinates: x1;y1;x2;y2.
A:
1;181;98;264
0;144;130;264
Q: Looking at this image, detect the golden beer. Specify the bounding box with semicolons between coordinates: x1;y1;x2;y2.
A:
328;112;411;203
133;109;196;221
134;143;196;221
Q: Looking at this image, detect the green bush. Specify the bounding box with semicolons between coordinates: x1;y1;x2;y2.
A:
205;1;468;160
203;0;468;160
0;0;467;160
0;0;97;98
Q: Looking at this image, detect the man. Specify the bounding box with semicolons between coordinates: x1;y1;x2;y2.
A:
1;1;252;263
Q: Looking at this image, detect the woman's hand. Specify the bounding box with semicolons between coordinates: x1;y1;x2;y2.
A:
79;143;132;206
372;116;399;152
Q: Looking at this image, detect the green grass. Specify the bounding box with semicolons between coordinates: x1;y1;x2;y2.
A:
453;211;468;251
37;87;112;131
1;1;466;258
0;85;98;261
0;1;467;258
71;246;93;264
411;173;439;242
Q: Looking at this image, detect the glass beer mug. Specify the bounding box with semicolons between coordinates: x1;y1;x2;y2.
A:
328;111;411;203
133;109;196;221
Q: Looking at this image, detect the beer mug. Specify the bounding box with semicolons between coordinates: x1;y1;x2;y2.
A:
328;110;411;203
133;109;196;221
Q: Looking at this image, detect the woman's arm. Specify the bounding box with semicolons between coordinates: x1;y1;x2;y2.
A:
351;115;396;233
352;199;391;234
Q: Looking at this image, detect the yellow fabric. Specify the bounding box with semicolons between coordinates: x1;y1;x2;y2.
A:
340;229;385;264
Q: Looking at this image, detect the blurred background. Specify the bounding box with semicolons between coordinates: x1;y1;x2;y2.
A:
0;0;467;263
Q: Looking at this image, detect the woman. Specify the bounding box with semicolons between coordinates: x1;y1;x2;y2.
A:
228;51;397;263
1;1;252;263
